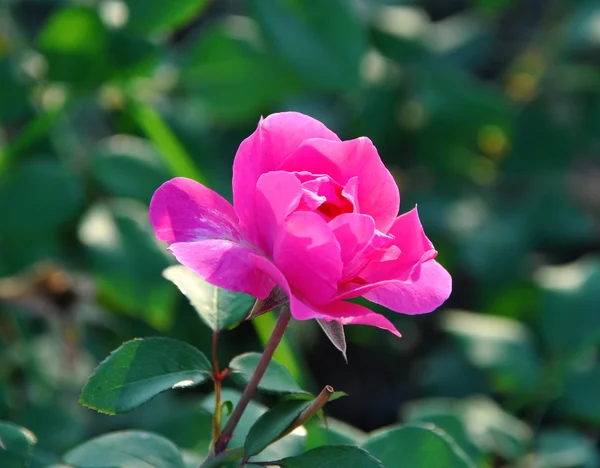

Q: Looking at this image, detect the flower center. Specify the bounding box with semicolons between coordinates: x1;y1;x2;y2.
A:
294;172;358;221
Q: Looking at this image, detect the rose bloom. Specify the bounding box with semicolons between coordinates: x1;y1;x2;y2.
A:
150;112;451;336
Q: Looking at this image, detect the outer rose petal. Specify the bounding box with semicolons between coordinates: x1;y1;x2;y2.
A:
278;137;399;232
150;177;242;244
360;207;437;283
273;211;343;305
248;254;400;336
337;260;451;315
169;240;275;299
233;112;340;240
255;171;303;254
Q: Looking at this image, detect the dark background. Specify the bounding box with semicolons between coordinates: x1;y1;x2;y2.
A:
1;0;600;466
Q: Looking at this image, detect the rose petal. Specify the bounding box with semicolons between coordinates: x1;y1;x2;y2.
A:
248;253;402;336
337;260;451;315
254;171;303;253
359;207;437;283
169;240;275;299
273;211;343;305
278;137;400;232
233;112;340;241
150;177;242;244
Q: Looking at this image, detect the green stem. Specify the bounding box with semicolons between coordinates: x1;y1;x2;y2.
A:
198;446;244;468
214;307;292;454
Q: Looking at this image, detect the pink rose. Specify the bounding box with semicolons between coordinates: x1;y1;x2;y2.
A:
149;112;451;336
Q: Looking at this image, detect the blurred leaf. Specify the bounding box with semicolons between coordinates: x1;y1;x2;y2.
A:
63;430;185;468
127;100;206;183
91;135;170;202
371;29;429;65
400;413;485;466
0;160;83;236
180;23;301;122
78;200;176;329
163;265;254;331
124;0;210;36
403;397;531;461
305;419;367;450
535;258;600;358
0;59;30;124
245;399;312;458
250;0;367;91
37;6;109;86
533;429;600;468
229;352;308;394
267;445;383;468
565;0;600;52
362;425;475;468
554;364;600;425
80;337;211;414
441;310;541;395
0;421;37;468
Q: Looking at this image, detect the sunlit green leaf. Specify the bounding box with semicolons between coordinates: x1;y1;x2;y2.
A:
80;338;211;414
63;431;185;468
362;425;476;468
0;421;37;468
163;265;254;331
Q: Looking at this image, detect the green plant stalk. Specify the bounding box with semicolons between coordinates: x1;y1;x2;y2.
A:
211;330;223;442
213;306;292;455
199;446;244;468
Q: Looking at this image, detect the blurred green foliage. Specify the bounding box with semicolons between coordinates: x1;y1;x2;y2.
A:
1;0;600;466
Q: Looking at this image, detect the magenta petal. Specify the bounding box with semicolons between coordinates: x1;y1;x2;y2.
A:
255;171;303;254
150;177;242;244
273;211;342;305
320;301;401;337
357;260;452;315
169;241;275;299
329;213;379;280
233;112;340;239
278;137;400;232
359;207;437;283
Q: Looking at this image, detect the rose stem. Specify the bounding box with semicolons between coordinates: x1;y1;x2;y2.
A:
279;385;334;439
211;330;222;442
214;306;292;454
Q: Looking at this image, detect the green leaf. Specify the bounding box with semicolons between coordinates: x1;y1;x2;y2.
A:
0;160;83;236
78;200;176;330
91;135;170;202
63;430;185;468
180;24;301;123
163;265;254;331
80;338;211;414
229;352;308;394
534;429;599;468
535;258;600;358
441;310;541;395
250;0;366;91
403;397;531;461
37;6;110;86
554;364;600;425
124;0;210;36
265;445;383;468
362;425;476;468
245;399;312;458
0;59;31;124
0;422;37;468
